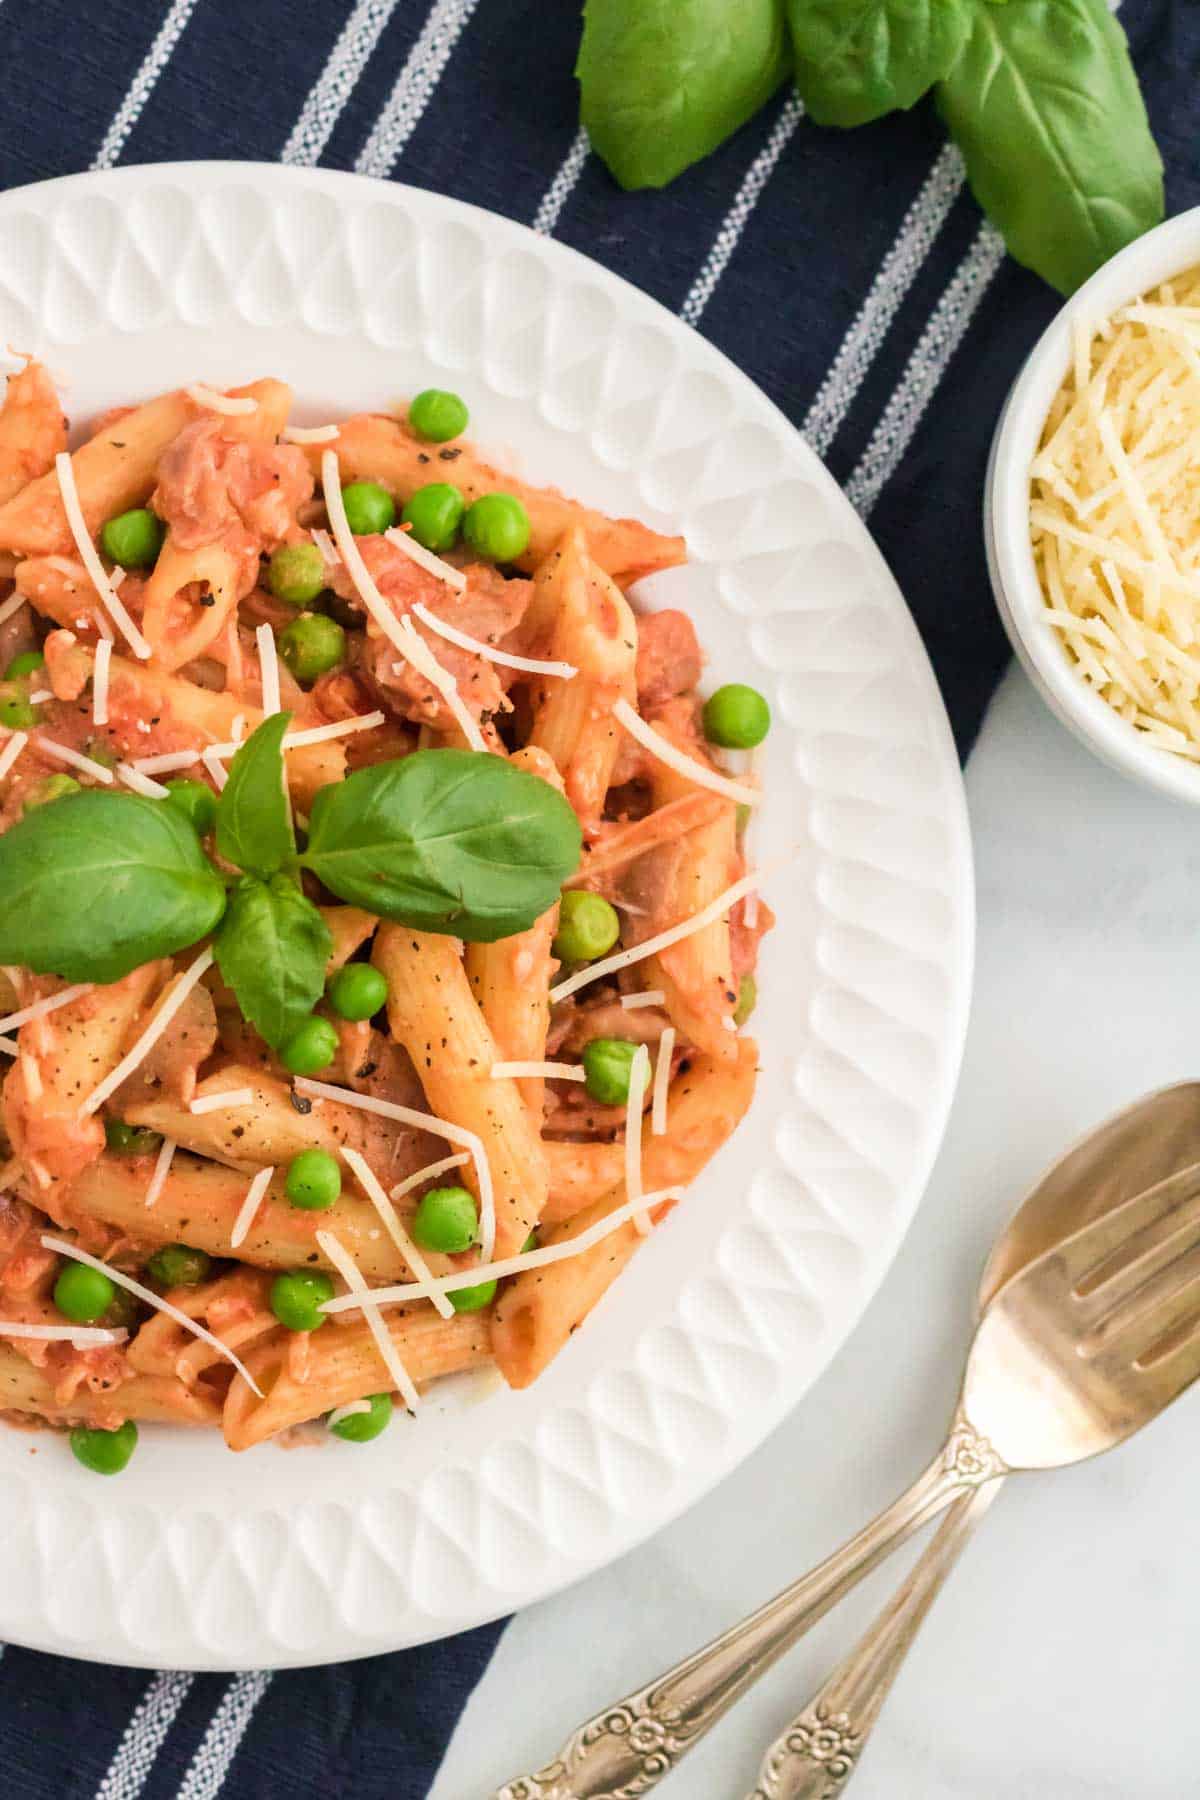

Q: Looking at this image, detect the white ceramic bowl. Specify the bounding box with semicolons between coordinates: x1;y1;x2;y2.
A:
986;206;1200;805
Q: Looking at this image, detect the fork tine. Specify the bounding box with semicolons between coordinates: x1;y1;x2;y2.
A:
1056;1160;1200;1297
1070;1189;1200;1324
1081;1236;1200;1362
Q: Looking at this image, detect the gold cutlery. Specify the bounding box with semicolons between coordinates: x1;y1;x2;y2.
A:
498;1083;1200;1800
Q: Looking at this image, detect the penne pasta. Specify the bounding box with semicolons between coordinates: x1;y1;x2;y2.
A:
299;411;685;583
0;1342;222;1427
373;923;549;1258
493;1041;757;1384
222;1307;492;1449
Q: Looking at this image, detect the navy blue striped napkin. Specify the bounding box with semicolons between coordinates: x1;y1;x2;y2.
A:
0;1;1193;1795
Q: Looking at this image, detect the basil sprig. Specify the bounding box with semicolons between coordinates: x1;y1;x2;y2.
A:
0;792;226;983
577;0;1164;295
0;721;582;1035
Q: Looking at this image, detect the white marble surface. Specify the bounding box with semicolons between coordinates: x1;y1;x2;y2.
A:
433;664;1200;1800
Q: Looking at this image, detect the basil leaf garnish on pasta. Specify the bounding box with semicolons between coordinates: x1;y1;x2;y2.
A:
213;873;332;1051
0;791;227;982
215;711;295;878
300;749;582;942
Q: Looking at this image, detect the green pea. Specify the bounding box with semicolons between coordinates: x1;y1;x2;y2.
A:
84;738;119;770
341;481;396;536
733;975;757;1026
163;778;217;837
5;650;44;679
53;1261;116;1324
702;683;770;750
329;1392;393;1441
285;1148;342;1211
326;963;388;1022
145;1244;212;1288
521;1231;537;1254
409;389;469;443
448;1277;497;1314
70;1419;137;1475
270;1268;335;1332
104;1118;164;1157
268;542;326;608
104;1287;141;1332
0;682;38;729
553;890;620;963
582;1037;639;1106
100;508;164;570
412;1185;478;1254
400;482;465;552
278;613;345;684
23;773;80;812
462;493;531;563
280;1015;340;1076
735;802;753;835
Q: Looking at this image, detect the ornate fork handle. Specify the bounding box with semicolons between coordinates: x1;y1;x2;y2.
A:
746;1481;1000;1799
494;1411;1006;1800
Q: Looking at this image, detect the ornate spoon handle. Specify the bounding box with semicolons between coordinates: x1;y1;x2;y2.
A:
745;1481;1000;1799
494;1412;1005;1800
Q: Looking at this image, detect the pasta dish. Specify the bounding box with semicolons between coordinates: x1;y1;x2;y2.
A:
0;363;771;1470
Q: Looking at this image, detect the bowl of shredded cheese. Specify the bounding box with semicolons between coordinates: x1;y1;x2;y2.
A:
987;208;1200;803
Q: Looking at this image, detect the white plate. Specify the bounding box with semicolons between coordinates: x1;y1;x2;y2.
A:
0;162;973;1669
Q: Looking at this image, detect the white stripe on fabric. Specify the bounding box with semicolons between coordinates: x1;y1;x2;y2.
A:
845;219;1006;517
280;0;403;166
91;0;200;170
532;126;590;236
93;1671;193;1800
354;0;483;180
679;91;805;329
803;142;967;457
175;1671;274;1800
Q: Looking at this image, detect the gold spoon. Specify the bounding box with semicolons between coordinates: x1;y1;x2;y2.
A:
498;1082;1200;1800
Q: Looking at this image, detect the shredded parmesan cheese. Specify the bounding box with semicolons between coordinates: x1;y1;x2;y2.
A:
652;1027;674;1137
27;689;52;704
620;990;666;1010
613;698;760;807
321;1185;683;1316
0;1321;128;1346
0;1036;19;1056
21;1053;42;1102
230;1165;275;1250
40;1233;264;1396
310;527;341;567
551;868;765;1004
0;591;28;628
389;1152;471;1201
294;1076;496;1262
117;763;170;799
490;1060;586;1082
202;748;228;791
624;1044;652;1233
80;948;215;1116
36;738;115;784
411;600;577;678
327;1400;371;1428
281;423;340;444
0;984;92;1034
92;636;111;726
256;622;281;718
342;1147;454;1321
0;731;26;782
54;452;152;658
1033;269;1200;757
382;525;468;591
276;713;385;748
144;1136;177;1209
323;451;486;752
189;1088;255;1115
315;1229;421;1412
187;383;258;415
132;750;201;775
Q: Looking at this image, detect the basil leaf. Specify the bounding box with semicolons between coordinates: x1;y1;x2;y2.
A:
788;0;971;127
0;791;225;983
935;0;1163;296
214;873;332;1051
577;0;791;190
301;749;582;943
215;711;294;878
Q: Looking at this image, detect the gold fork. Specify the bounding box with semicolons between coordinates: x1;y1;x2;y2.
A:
497;1148;1200;1799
